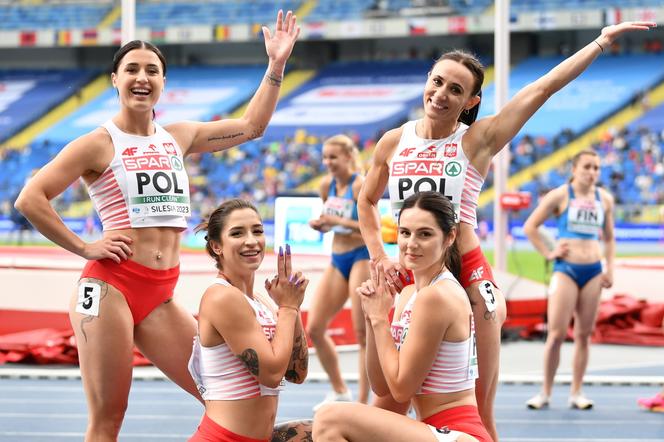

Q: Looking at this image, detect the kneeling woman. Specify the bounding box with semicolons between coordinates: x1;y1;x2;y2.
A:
314;191;492;441
189;199;310;441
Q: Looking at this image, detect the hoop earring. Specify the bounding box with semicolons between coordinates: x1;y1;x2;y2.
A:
464;109;470;115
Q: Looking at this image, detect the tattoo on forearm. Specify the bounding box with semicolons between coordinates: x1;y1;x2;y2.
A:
79;280;108;344
239;348;260;376
249;125;266;140
285;333;308;383
265;71;282;87
207;132;244;143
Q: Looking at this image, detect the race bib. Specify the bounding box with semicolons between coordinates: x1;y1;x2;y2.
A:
323;196;354;234
122;150;191;219
76;282;101;317
567;198;603;235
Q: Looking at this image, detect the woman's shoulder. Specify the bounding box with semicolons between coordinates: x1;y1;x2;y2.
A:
200;282;247;314
426;277;469;308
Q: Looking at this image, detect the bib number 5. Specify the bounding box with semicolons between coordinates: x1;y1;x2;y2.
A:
76;282;101;317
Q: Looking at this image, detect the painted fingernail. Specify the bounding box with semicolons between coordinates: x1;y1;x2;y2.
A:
279;246;283;256
286;244;291;255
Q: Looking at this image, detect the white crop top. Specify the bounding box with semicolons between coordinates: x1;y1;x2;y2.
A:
390;271;478;395
86;120;191;231
388;120;484;227
188;278;284;401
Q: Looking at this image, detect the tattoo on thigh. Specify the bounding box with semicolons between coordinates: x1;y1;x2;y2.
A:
271;427;297;441
78;279;109;343
239;349;259;376
484;310;496;321
271;421;313;442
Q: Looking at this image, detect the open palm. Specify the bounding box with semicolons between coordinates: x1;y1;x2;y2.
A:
600;21;656;44
263;10;300;65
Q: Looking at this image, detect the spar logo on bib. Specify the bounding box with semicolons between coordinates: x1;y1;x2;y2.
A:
170;156;183;171
391;160;453;200
445;161;461;177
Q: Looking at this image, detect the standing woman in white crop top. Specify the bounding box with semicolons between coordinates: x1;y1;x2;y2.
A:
357;22;654;440
314;191;491;442
307;134;371;410
189;198;310;441
14;11;299;440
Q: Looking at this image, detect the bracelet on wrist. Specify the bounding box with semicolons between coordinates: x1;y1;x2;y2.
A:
594;40;604;52
279;305;299;313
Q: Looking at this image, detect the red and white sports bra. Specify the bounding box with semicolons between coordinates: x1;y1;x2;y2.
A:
388;120;484;227
188;278;284;400
86;120;191;231
390;271;478;394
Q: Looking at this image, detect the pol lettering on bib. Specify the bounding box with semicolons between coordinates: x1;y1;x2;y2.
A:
76;282;101;316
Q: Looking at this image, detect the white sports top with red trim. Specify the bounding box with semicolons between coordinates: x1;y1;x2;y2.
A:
188;277;284;401
390;271;478;394
387;120;484;227
86;120;191;231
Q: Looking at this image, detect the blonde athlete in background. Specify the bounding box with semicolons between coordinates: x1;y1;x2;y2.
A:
308;135;371;410
189;199;310;441
524;150;615;410
314;191;491;442
14;11;299;440
357;21;655;440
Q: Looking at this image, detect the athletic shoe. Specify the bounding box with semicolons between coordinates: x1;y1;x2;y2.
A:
569;393;594;410
312;390;353;412
526;393;550;409
637;393;664;412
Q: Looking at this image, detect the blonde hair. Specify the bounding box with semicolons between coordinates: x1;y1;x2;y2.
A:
323;134;362;173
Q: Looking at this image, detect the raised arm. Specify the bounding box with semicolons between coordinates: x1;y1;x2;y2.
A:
168;10;300;155
600;189;616;289
467;21;656;159
14;132;132;262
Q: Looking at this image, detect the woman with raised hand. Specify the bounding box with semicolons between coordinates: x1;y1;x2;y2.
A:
14;10;299;440
308;135;371;410
189;198;309;441
314;191;491;442
523;150;615;410
357;21;655;440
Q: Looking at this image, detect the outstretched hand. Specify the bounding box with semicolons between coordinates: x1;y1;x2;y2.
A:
263;10;300;65
598;21;656;47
